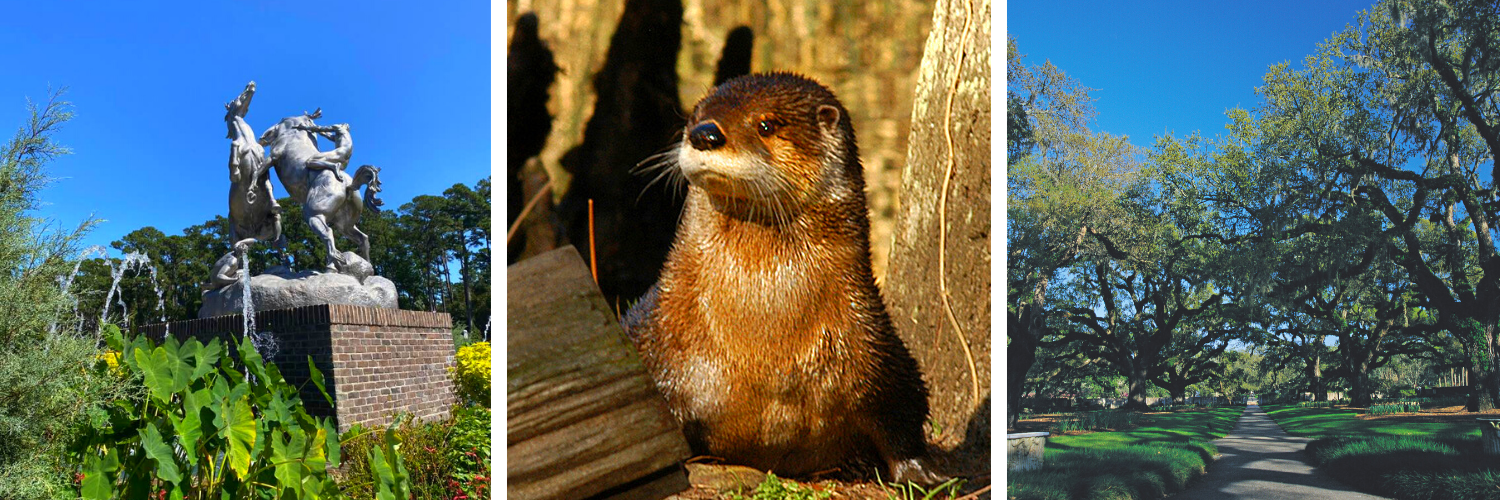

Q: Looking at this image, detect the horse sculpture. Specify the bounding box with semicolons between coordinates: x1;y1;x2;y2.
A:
258;109;383;272
224;81;284;256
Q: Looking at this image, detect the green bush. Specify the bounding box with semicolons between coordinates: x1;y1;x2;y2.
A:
1051;411;1139;432
452;342;490;408
339;406;491;499
1369;402;1423;416
1307;436;1500;500
1009;443;1216;500
73;326;410;500
0;91;126;500
1385;470;1500;500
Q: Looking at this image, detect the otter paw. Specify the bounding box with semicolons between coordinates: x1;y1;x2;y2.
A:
890;457;950;488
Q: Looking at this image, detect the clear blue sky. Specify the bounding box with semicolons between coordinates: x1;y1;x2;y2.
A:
0;2;488;252
1008;0;1379;148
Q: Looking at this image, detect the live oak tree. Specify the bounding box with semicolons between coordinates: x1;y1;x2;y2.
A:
1007;37;1146;424
1250;0;1500;410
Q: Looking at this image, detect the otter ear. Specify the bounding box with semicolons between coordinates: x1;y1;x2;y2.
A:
816;104;840;133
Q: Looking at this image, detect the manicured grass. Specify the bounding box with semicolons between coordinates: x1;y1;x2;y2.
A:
1009;406;1245;500
1265;404;1499;500
1263;404;1480;440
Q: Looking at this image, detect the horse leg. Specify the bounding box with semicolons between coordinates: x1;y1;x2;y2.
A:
306;212;343;272
342;224;371;263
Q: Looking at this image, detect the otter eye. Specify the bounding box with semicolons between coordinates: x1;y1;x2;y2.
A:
757;119;779;137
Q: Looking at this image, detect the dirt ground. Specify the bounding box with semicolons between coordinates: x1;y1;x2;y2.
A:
666;456;992;500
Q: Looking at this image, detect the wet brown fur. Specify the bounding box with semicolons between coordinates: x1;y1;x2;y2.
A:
625;73;939;483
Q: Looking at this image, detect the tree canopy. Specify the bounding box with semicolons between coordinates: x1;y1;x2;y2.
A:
1010;0;1500;419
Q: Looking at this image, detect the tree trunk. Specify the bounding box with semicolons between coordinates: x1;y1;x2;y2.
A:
1349;370;1372;408
882;0;991;449
1124;361;1150;411
1309;356;1326;402
459;244;474;332
1470;323;1498;411
1168;385;1188;404
1007;310;1038;429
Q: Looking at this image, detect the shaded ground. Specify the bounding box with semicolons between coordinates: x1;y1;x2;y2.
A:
1174;404;1388;500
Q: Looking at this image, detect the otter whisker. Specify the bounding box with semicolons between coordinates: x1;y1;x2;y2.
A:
634;148;683;205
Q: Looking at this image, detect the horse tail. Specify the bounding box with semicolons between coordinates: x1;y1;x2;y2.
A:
353;164;384;213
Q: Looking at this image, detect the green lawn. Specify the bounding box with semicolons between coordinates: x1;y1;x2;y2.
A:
1264;404;1499;500
1263;404;1481;440
1009;406;1245;500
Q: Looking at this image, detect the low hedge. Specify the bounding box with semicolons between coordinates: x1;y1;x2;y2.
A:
1009;406;1243;500
1306;436;1500;500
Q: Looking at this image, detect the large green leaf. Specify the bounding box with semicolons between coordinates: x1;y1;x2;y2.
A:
308;356;333;406
135;346;173;403
140;422;183;483
270;430;304;496
372;447;397;500
238;335;268;382
169;405;203;466
217;393;257;479
80;450;119;500
160;337;191;393
324;419;341;468
103;324;125;352
182;338;221;383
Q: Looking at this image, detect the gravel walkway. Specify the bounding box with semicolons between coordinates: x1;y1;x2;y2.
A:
1173;404;1388;500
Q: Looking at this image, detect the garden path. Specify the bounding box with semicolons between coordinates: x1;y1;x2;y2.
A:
1173;404;1388;500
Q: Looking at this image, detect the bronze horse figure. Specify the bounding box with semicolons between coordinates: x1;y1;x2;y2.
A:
258;109;383;272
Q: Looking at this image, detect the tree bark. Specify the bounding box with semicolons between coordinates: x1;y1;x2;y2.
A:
1007;308;1038;429
1469;322;1499;412
1349;370;1371;407
1124;360;1150;411
1310;356;1327;402
1169;385;1188;404
459;244;474;332
883;0;990;451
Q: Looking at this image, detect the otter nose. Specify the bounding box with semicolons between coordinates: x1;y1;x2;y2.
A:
688;122;726;151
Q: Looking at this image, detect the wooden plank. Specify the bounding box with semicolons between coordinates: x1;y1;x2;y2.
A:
507;246;692;500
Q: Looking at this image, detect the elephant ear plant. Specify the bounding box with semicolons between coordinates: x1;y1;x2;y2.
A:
72;325;410;499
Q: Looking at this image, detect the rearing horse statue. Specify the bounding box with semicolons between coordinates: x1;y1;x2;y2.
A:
258;109;383;272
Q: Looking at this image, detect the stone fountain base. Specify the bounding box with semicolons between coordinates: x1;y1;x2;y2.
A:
199;267;397;318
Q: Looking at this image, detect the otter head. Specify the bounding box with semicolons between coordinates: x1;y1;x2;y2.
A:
677;72;860;224
258;109;323;147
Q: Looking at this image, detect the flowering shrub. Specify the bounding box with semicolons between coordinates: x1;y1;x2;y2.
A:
340;406;490;499
452;342;490;407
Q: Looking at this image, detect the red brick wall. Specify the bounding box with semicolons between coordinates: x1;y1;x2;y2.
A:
140;304;455;431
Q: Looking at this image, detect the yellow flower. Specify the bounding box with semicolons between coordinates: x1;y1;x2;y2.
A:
452;342;490;407
94;350;126;377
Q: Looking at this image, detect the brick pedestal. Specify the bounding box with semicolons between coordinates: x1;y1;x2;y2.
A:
139;304;456;432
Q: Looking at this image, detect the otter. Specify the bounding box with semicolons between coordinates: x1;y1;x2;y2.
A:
624;72;943;485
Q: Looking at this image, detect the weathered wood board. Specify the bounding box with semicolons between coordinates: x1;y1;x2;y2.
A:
507;246;691;500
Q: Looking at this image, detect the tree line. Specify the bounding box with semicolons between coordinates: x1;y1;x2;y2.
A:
69;178;492;334
1009;0;1500;425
